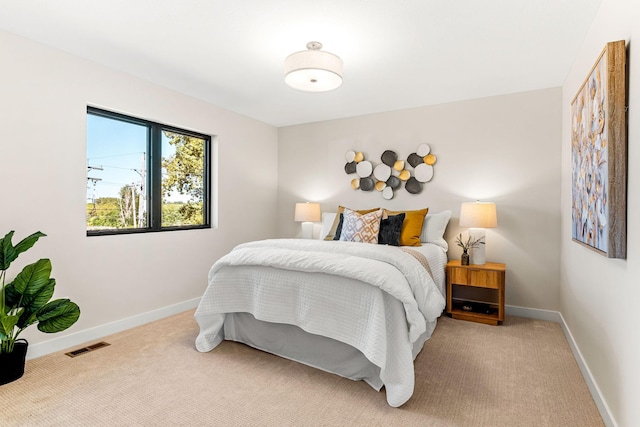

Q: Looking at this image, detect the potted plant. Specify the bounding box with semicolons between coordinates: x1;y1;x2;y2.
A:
0;231;81;385
455;233;485;265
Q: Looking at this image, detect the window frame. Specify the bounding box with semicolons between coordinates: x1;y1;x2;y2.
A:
86;106;211;236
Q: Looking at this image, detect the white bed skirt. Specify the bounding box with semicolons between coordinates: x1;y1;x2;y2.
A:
222;312;434;397
224;312;384;390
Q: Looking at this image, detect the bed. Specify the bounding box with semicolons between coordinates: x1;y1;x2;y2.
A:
194;208;451;407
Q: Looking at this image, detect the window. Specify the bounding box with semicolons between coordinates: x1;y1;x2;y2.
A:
86;107;211;235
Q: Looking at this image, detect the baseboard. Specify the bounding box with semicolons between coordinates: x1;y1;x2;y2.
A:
506;305;616;427
26;297;201;360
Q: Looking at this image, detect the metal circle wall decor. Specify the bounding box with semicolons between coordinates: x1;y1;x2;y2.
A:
407;153;423;168
414;163;434;182
345;151;356;162
360;177;374;191
373;163;391;181
343;144;438;198
424;153;437;165
356;160;373;178
344;161;357;174
381;150;397;167
398;169;411;181
382;186;394;200
405;177;422;194
386;175;401;189
416;143;430;157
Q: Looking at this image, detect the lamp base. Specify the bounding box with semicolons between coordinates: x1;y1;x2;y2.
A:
301;222;314;239
469;228;486;265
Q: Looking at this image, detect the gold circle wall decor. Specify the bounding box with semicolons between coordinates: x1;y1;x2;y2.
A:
424;154;437;165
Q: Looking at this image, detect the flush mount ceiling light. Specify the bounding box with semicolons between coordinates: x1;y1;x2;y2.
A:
284;41;343;92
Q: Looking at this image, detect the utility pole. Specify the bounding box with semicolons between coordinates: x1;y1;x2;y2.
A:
138;153;146;227
87;165;104;214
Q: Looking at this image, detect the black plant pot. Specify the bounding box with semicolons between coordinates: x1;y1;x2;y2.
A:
0;340;28;385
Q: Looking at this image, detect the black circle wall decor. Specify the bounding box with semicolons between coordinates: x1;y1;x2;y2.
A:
360;177;374;191
405;177;423;194
344;161;357;174
381;150;397;167
407;153;423;168
386;175;401;189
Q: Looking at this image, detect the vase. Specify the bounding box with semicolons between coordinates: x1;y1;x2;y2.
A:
461;250;470;266
0;340;28;386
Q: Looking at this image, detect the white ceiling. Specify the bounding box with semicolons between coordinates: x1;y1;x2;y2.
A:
0;0;602;127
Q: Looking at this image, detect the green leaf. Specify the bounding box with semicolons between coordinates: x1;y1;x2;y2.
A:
3;282;18;313
0;231;17;271
17;278;56;329
27;278;56;310
14;231;46;256
12;259;52;295
36;299;80;333
0;231;46;271
0;312;19;338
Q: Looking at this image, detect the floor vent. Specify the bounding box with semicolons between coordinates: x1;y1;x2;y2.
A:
65;341;111;358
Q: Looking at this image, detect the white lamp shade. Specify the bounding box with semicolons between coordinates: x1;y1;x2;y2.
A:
459;202;498;228
285;43;343;92
294;202;321;222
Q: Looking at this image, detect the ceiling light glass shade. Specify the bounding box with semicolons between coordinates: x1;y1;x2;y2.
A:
284;42;343;92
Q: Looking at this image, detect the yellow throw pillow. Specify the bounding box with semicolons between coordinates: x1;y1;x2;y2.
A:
384;208;429;246
324;205;380;240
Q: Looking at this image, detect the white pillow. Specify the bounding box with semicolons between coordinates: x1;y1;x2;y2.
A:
319;212;337;240
420;210;452;250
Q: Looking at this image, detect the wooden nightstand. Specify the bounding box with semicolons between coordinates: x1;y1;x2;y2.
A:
446;260;506;325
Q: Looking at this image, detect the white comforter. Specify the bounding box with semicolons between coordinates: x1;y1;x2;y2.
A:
194;239;446;407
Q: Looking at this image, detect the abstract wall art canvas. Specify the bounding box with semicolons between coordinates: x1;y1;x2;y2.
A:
571;40;627;258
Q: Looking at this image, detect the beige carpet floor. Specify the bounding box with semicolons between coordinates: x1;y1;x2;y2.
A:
1;311;604;426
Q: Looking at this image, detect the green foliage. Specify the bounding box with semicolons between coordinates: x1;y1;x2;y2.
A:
162;132;205;224
0;231;80;354
86;197;125;229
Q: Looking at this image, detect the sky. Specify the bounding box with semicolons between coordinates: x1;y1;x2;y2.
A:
86;113;186;203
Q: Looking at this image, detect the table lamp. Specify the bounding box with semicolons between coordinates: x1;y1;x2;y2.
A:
459;201;498;265
294;202;321;239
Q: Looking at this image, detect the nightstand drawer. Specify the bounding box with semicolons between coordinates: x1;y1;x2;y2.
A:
450;267;500;289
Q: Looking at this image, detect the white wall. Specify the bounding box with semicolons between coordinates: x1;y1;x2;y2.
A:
561;0;640;425
278;88;562;311
0;31;279;349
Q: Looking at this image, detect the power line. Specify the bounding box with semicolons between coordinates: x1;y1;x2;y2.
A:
87;152;144;160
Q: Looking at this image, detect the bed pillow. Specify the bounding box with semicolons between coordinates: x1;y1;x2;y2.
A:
332;213;344;240
323;206;379;240
383;208;429;247
339;208;383;244
420;210;452;250
319;212;337;240
378;213;406;246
